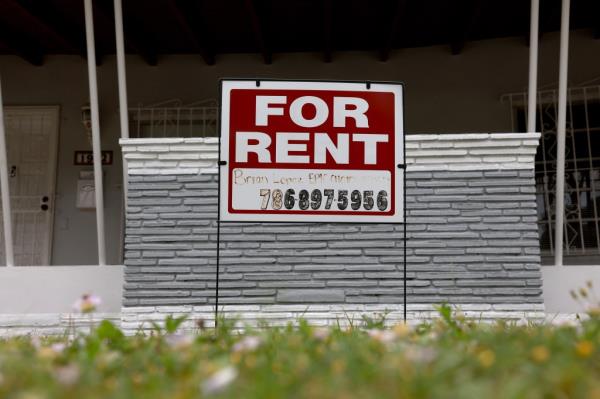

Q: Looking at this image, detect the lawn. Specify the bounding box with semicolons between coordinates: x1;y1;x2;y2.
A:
0;300;599;398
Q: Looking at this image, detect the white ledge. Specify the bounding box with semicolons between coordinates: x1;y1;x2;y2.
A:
121;133;541;174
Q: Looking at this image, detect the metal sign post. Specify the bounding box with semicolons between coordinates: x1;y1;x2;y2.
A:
215;79;406;327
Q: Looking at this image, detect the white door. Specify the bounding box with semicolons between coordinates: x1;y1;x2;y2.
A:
0;106;60;265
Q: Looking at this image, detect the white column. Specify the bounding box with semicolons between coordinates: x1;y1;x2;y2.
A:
114;0;129;141
554;0;571;266
0;75;14;267
84;0;107;265
114;0;129;264
527;0;539;133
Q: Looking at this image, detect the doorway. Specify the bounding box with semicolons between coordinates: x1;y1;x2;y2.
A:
0;106;60;265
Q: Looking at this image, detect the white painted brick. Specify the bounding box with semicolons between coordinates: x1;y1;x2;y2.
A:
500;162;534;170
183;138;207;144
412;149;468;157
489;133;532;139
420;141;454;149
455;304;492;311
141;146;170;152
145;161;178;168
159;168;200;175
136;138;185;145
517;156;535;163
122;133;540;175
158;153;201;160
155;305;194;313
454;140;522;148
469;148;534;155
129;168;163;175
125;161;145;168
215;305;262;312
418;156;483;164
179;161;214;168
481;156;518;163
436;133;490;141
170;145;216;152
405;135;438;141
408;164;449;171
447;163;496;171
192;305;215;312
492;304;544;311
123;306;157;313
125;153;158;160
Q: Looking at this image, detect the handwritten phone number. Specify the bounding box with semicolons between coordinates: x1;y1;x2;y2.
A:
258;189;389;211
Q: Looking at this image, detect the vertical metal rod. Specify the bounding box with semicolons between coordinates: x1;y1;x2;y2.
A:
214;206;221;329
0;75;14;267
215;143;223;329
554;0;570;266
113;0;129;263
527;0;540;133
403;168;407;323
84;0;107;265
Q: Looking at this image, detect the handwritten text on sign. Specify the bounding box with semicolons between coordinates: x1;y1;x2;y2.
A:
219;80;404;223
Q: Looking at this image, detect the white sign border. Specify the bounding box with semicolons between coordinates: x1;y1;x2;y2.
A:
218;79;405;224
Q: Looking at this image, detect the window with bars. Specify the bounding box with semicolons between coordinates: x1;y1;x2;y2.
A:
507;86;600;264
128;100;219;138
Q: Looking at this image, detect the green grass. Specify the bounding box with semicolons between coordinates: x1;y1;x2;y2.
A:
0;305;599;399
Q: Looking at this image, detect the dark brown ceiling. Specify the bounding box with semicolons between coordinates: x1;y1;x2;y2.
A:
0;0;597;66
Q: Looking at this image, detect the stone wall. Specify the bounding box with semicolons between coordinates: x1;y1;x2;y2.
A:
120;133;543;330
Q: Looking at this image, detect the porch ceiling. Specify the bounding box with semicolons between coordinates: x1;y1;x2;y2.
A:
0;0;597;66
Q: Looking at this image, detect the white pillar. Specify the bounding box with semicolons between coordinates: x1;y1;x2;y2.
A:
114;0;129;141
84;0;107;265
114;0;129;263
0;75;14;267
527;0;540;133
554;0;570;266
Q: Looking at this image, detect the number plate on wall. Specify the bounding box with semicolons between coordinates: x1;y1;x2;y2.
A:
74;151;113;166
219;80;404;223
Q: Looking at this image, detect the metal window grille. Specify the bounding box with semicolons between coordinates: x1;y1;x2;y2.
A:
128;99;218;138
502;85;600;263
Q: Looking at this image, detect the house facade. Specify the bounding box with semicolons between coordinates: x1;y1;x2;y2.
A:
0;0;599;333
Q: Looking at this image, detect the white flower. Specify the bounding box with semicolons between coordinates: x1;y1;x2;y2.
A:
165;334;195;350
30;336;41;349
201;366;238;395
232;336;262;353
312;328;330;341
367;329;396;344
405;346;437;364
51;342;66;354
72;294;101;313
54;364;80;386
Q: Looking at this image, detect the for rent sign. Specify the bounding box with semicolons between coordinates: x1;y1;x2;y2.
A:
219;80;404;223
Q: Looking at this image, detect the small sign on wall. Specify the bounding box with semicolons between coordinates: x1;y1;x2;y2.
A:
76;171;96;209
74;151;113;166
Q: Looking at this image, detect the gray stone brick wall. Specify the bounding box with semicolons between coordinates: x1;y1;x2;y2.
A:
123;169;541;307
121;133;544;318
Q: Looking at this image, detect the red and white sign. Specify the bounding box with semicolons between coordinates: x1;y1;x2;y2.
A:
219;80;404;223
